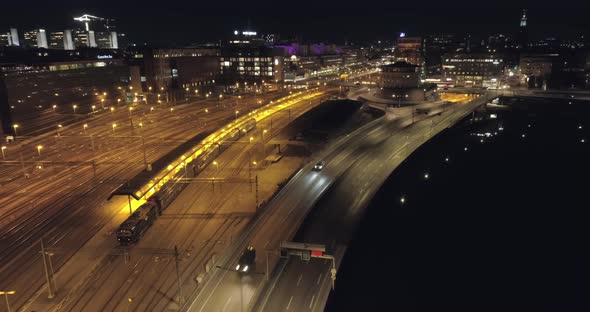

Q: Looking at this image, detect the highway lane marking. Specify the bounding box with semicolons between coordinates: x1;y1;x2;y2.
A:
309;295;316;309
286;295;293;310
297;273;303;286
222;296;232;311
316;273;323;285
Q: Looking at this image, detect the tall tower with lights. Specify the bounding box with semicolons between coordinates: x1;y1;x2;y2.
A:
518;9;528;49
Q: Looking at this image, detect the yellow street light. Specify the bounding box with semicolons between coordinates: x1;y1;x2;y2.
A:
72;104;78;113
83;123;88;133
150;107;154;112
91;105;96;112
148;86;152;91
36;145;43;156
12;124;19;136
103;92;107;96
249;136;254;143
205;109;209;113
52;104;57;111
112;123;117;133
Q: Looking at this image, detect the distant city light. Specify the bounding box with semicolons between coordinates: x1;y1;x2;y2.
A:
400;32;406;38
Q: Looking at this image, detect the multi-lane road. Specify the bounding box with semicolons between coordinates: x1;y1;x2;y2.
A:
253;93;500;312
186;92;498;312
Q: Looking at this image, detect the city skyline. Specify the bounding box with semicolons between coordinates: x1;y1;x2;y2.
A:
1;6;590;46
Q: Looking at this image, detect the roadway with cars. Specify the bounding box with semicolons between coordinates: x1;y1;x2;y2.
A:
186;92;499;312
253;92;500;312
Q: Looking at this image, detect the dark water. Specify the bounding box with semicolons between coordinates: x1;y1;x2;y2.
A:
326;98;590;311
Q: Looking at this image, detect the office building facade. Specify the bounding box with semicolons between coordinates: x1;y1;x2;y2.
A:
442;53;504;88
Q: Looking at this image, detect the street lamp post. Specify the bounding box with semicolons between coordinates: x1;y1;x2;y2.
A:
12;124;18;137
128;107;134;128
1;146;6;160
72;104;78;114
112;123;117;134
83;124;88;134
235;110;239;121
0;290;16;312
37;145;43;156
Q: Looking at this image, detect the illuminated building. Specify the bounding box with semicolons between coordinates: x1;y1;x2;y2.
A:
442;53;504;88
518;9;528;49
0;49;129;136
423;34;457;77
519;54;557;89
394;35;423;67
378;61;436;103
9;28;20;47
380;61;420;89
220;30;284;83
23;29;49;49
0;33;10;47
126;47;220;101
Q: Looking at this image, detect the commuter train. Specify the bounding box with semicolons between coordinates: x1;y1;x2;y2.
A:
116;197;161;245
117;118;257;245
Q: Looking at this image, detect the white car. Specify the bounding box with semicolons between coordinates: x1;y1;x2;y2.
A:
313;161;326;171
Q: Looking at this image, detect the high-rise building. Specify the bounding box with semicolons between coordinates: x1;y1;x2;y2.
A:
64;30;74;50
49;31;65;49
394;35;423;67
95;31;118;49
442;53;504;88
0;32;10;47
518;9;528;49
23;30;39;48
37;29;48;49
9;28;20;46
423;34;457;77
24;29;51;49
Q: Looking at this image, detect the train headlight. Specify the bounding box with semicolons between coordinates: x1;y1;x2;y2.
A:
242;265;249;272
236;264;240;271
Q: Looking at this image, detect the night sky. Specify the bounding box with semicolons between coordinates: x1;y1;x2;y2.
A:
1;1;590;46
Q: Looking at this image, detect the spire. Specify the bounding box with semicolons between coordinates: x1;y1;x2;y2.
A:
520;9;527;28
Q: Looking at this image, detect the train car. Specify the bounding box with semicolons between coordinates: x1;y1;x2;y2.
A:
221;128;241;150
240;118;256;133
116;201;159;245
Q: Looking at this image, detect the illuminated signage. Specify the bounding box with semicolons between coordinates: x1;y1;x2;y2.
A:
97;55;113;59
242;31;257;36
